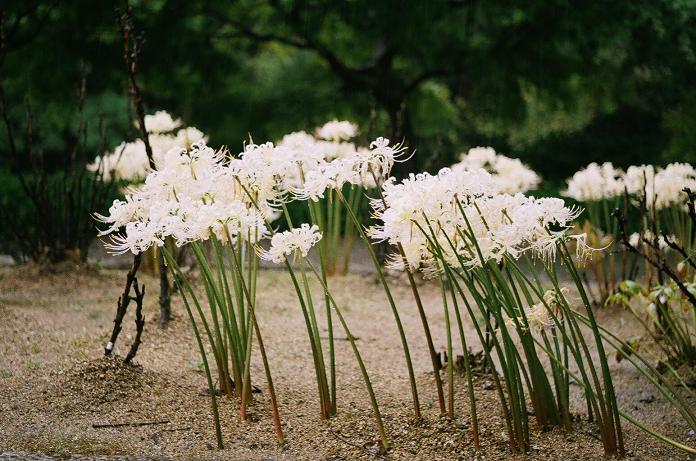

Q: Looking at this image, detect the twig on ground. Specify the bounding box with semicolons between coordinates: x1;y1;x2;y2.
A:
93;419;170;429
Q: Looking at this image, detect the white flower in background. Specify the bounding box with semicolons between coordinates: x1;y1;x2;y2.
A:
451;146;541;194
316;120;358;142
628;232;641;248
89;140;150;181
569;162;696;209
627;231;675;251
259;224;322;263
624;165;655;198
563;162;624;201
651;163;696;209
143;110;181;134
88;111;207;181
174;126;206;148
506;287;568;333
625;163;696;209
278;131;317;151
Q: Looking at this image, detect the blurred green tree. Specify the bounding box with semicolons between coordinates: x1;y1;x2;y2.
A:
1;0;695;178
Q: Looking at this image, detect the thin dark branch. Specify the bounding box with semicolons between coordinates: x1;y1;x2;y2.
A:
661;232;696;272
93;419;169;429
124;278;146;363
108;0;171;348
116;2;155;169
106;253;143;356
613;208;696;308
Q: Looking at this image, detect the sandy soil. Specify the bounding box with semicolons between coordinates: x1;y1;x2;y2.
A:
0;264;693;460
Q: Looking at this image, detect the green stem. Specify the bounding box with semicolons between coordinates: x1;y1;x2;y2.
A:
438;274;455;419
336;188;422;419
306;260;389;450
163;249;224;449
227;242;284;442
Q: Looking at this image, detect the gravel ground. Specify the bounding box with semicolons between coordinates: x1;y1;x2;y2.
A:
0;264;694;460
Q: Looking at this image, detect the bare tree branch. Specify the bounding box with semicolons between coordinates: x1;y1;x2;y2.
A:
613;208;696;308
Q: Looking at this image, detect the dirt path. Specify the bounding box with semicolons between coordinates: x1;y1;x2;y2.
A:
0;266;692;460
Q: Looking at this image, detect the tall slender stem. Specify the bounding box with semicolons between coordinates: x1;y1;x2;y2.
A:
306;260;389;449
369;168;446;414
336;189;421;419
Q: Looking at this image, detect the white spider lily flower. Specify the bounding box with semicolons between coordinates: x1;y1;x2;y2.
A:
630;163;696;209
96;141;269;255
452;146;540;194
232;141;295;209
507;288;568;333
624;165;655;199
293;168;335;202
353;137;410;184
278;130;317;150
563;162;624;201
259;224;322;263
173;126;206;149
315;120;358;142
104;221;165;255
527;302;554;331
93;196;141;236
370;167;583;273
142;110;181;134
567;161;696;209
87;140;149;181
88;111;207;182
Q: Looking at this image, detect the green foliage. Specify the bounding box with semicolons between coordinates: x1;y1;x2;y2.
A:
4;0;696;180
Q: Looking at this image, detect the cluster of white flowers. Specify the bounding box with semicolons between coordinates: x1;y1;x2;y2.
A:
625;163;696;209
88;111;207;181
564;162;696;209
276;128;408;202
229;119;406;204
259;224;322;263
370;166;584;274
95;142;268;255
95;118;407;259
451;146;541;194
563;162;624;202
230;131;406;210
